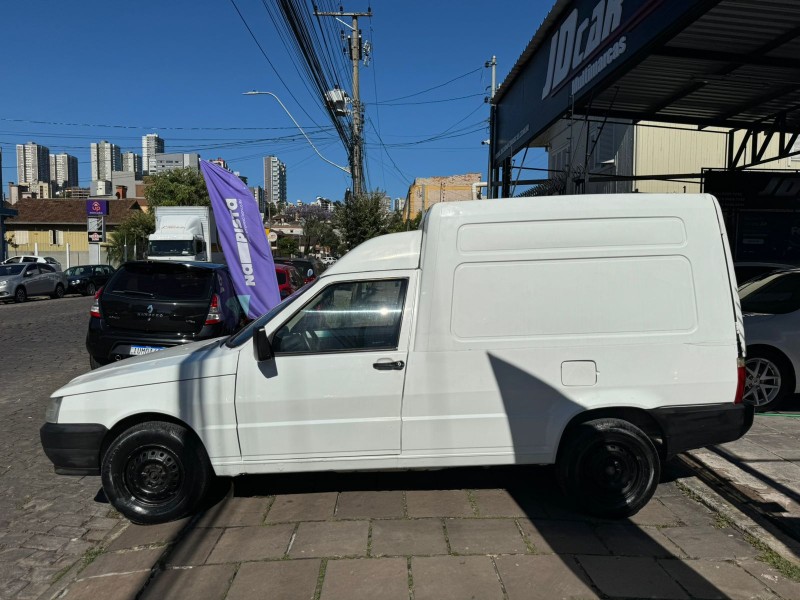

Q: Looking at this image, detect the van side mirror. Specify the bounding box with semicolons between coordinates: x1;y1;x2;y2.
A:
254;327;274;362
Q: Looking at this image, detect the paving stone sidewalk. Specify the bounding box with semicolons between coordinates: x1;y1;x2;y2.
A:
52;466;800;600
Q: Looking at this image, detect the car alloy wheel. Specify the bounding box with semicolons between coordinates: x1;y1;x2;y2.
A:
744;357;782;408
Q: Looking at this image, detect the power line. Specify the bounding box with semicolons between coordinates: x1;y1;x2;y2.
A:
228;0;322;127
379;67;482;103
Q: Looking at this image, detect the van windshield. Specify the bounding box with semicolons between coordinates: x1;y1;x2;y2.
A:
148;240;196;256
739;271;800;314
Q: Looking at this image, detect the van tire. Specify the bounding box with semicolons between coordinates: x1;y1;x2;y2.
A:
556;418;660;519
744;347;794;412
101;421;213;525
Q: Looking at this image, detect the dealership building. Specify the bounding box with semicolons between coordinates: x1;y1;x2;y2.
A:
489;0;800;262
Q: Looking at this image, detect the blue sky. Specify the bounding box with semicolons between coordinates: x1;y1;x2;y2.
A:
1;1;550;203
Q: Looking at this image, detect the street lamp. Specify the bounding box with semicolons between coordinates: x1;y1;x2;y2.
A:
243;91;350;176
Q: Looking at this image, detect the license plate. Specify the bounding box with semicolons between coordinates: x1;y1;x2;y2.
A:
129;345;166;356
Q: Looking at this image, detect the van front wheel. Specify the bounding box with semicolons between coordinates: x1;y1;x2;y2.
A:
556;418;660;519
101;421;213;524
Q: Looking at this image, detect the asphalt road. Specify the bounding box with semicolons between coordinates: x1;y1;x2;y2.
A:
0;294;122;600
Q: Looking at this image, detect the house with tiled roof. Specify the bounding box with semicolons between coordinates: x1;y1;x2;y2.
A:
4;198;147;265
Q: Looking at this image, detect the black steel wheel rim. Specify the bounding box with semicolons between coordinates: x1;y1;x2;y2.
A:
123;445;183;504
581;439;642;502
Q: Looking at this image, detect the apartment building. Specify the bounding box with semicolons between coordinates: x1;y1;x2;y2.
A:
142;133;165;175
263;156;287;205
90;141;122;182
16;142;50;184
49;153;79;192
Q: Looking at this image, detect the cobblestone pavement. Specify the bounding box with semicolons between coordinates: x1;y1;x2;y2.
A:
0;296;123;600
3;297;800;599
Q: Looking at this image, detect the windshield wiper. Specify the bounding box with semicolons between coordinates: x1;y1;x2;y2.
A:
123;290;156;297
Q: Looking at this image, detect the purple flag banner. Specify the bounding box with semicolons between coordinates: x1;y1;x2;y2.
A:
200;160;280;318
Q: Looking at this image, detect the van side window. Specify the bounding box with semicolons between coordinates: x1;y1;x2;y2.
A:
273;279;408;354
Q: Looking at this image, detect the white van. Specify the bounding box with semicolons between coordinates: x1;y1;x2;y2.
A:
41;195;753;524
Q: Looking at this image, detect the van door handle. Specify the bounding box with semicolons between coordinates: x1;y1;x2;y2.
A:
373;360;405;371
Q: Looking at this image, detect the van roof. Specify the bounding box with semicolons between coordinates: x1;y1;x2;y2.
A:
323;230;422;276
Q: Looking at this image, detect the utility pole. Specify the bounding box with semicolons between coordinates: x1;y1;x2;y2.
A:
314;6;371;197
486;55;497;98
485;56;497;198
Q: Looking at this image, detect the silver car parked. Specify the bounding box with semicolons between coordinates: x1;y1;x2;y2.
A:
740;268;800;411
0;263;67;303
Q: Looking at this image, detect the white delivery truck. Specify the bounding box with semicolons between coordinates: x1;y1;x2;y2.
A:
147;205;224;262
41;195;752;523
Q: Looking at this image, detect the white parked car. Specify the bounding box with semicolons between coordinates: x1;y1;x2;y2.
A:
41;194;752;524
739;269;800;411
3;255;62;270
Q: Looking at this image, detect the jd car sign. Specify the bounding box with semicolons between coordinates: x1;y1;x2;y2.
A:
493;0;705;163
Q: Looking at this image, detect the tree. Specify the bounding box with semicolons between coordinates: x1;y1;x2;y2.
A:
277;236;299;257
144;168;210;207
107;210;156;264
284;204;333;255
333;190;391;251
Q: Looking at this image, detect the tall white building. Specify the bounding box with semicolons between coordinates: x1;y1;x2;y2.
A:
90;141;122;182
142;133;165;175
49;153;79;191
263;156;286;205
16;142;50;184
122;152;142;178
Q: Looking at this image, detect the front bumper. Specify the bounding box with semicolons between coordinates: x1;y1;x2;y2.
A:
40;423;108;476
650;403;755;458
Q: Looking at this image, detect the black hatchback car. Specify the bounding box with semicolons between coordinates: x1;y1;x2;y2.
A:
86;261;244;369
65;264;115;296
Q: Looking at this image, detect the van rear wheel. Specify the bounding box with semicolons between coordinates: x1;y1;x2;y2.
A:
101;421;213;524
556;418;660;518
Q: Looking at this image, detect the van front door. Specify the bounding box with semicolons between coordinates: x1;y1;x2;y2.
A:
235;274;415;461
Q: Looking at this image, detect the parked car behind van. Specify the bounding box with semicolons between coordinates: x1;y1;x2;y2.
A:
739;268;800;411
42;195;752;525
65;264;115;296
3;255;62;270
275;263;305;299
86;261;243;369
734;261;795;286
275;256;324;284
0;262;67;303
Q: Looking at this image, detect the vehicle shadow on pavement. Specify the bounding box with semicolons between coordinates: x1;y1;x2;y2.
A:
131;359;769;599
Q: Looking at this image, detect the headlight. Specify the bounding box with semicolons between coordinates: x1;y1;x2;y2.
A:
0;280;8;288
45;397;62;423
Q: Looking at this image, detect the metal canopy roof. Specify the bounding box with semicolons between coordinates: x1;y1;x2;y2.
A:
591;0;800;131
494;0;800;155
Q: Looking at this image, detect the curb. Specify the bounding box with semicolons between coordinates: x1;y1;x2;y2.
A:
677;454;800;566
